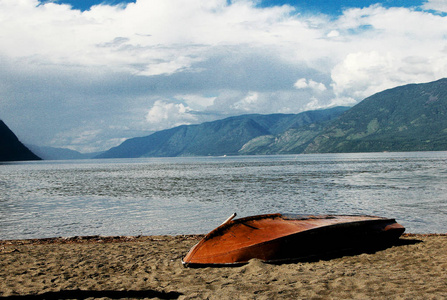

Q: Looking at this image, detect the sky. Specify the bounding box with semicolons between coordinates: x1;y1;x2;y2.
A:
1;0;447;153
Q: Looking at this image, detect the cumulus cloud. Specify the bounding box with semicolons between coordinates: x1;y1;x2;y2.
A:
146;100;198;130
232;92;261;112
329;5;447;99
294;78;327;92
0;0;447;152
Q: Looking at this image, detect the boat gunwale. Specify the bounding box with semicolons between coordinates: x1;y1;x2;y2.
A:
202;213;281;241
203;213;389;241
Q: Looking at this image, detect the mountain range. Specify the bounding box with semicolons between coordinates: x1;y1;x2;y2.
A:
2;78;447;161
98;78;447;158
96;107;349;158
304;78;447;153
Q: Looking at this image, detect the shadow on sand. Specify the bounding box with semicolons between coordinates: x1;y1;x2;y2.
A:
274;237;423;264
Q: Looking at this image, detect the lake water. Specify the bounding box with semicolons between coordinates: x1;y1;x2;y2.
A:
1;152;446;240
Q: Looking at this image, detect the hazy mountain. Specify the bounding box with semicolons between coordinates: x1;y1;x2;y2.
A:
26;144;104;160
0;120;41;161
97;107;349;158
304;78;447;153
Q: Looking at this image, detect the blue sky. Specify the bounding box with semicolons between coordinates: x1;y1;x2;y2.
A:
56;0;427;14
1;0;447;152
52;0;135;11
260;0;426;14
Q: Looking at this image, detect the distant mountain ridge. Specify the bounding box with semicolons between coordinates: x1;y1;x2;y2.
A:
26;144;104;160
98;78;447;158
0;120;40;161
304;78;447;153
97;107;349;158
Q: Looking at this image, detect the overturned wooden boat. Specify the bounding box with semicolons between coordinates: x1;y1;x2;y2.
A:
182;213;405;267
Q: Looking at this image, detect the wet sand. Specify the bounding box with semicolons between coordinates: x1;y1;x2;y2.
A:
1;234;446;299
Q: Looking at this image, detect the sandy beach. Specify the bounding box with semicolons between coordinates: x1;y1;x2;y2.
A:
1;234;446;299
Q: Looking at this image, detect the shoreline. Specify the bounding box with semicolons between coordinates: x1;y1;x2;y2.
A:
1;232;445;246
1;234;446;299
0;234;204;246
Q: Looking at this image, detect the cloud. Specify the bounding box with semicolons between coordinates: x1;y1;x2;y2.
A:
294;78;327;92
326;30;340;38
174;94;216;110
304;97;322;111
145;100;198;130
422;0;447;13
50;127;128;153
0;0;297;75
231;91;261;112
0;0;447;152
329;5;447;98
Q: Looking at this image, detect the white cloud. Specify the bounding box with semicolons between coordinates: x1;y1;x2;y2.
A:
327;96;357;108
294;78;308;89
294;78;327;92
174;94;216;110
331;50;446;100
304;97;322;111
422;0;447;13
329;5;447;99
232;91;261;112
327;30;340;38
145;100;197;130
331;51;396;99
0;0;298;75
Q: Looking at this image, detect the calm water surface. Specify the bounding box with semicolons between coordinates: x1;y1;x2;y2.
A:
1;152;446;239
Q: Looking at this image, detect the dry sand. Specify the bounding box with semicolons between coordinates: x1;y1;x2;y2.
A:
1;234;446;299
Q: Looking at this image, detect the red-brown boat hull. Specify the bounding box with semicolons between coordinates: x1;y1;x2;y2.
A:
182;213;405;267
